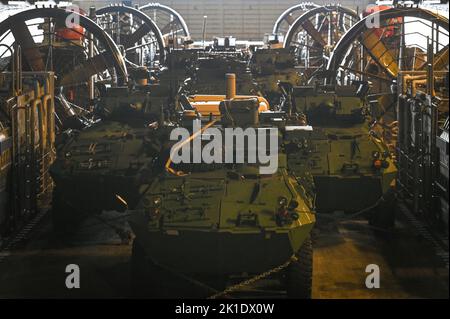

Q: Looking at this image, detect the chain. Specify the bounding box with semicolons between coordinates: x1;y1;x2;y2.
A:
207;255;298;299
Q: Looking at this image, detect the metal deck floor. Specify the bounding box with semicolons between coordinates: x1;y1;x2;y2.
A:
0;208;448;299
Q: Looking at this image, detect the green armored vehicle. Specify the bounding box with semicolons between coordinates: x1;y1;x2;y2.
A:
190;54;256;96
250;48;300;108
50;120;171;233
128;88;316;298
283;83;397;226
49;49;199;233
50;64;184;233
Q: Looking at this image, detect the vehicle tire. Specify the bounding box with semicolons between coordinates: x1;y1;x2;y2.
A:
286;236;313;299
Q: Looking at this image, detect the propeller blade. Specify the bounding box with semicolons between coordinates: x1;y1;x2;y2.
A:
59;52;112;86
122;24;151;49
301;19;327;47
12;19;45;71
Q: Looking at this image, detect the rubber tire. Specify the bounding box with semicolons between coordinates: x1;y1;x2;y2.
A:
286;237;313;299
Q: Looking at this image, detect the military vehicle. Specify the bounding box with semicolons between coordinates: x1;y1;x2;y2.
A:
250;48;301;108
187;42;256;96
46;6;198;234
282;83;397;227
128;75;316;298
49;120;172;232
49;50;193;234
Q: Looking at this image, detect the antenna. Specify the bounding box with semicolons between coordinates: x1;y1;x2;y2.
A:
202;15;207;49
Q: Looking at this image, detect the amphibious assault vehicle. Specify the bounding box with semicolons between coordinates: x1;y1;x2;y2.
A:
188;51;256;96
49;67;179;233
49;120;170;233
128;75;316;298
282;83;397;226
250;48;301;108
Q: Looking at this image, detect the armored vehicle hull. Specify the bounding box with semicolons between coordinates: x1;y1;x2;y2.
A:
285;84;398;226
50;120;164;232
285;126;397;213
130;217;313;276
126;74;316;298
129;170;314;276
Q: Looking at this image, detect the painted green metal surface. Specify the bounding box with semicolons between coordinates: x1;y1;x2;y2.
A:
285;84;397;213
129;146;315;275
